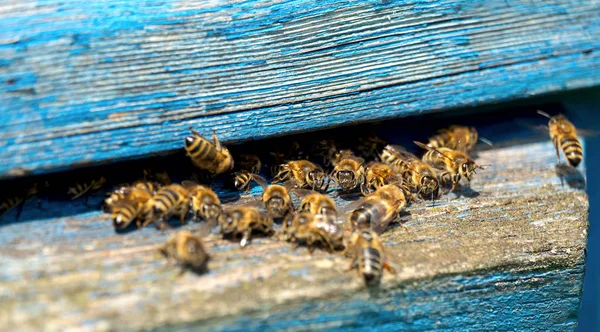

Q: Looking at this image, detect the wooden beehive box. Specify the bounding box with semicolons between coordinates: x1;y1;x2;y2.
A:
0;1;596;330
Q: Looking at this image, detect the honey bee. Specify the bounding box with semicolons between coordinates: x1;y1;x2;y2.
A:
182;181;222;223
361;162;400;196
110;197;150;231
272;160;327;191
143;169;172;186
426;125;478;153
347;184;407;234
0;183;39;220
312;139;339;167
232;154;261;192
284;211;344;253
381;145;440;200
67;176;106;204
252;175;294;219
269;141;302;176
346;229;396;287
538;111;583;167
297;190;338;224
218;206;273;247
330;152;365;192
356;133;388;160
140;184;191;230
104;181;159;210
414;141;484;192
160;231;210;275
184;128;234;175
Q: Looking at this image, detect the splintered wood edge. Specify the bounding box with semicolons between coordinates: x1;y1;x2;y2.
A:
0;140;589;330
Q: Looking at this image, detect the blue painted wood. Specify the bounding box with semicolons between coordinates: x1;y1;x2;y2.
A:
0;0;599;178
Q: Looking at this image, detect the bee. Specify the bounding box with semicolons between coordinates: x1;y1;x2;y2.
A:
218;206;273;247
140;184;191;230
269;141;303;176
67;176;106;203
414;141;484;192
110;197;150;231
356;133;388;161
426;125;478;153
160;231;210;275
345;229;396;287
297;190;338;224
361;162;399;196
381;145;440;200
182;180;222;223
329;152;366;192
312;139;339;167
184;128;234;175
347;184;407;234
0;183;39;220
232;154;261;192
284;211;344;253
143;169;171;186
104;181;159;210
252;175;294;219
538;111;583;167
272;160;327;191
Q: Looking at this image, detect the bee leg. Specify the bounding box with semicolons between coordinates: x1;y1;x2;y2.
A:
240;229;252;247
552;136;562;165
383;261;397;274
212;130;223;152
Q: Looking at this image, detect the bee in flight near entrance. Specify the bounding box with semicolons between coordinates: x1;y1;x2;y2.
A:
537;111;584;168
184;128;234;175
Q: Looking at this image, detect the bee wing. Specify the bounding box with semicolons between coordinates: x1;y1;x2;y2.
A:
575;128;599;137
181;180;200;189
249;174;269;190
413;141;456;162
289;188;316;199
371;203;400;235
385;144;419;160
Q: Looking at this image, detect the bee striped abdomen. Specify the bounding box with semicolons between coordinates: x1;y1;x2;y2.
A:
350;203;377;230
155;188;179;212
361;247;383;285
112;201;142;229
186;137;217;164
428;131;451;149
561;136;583;167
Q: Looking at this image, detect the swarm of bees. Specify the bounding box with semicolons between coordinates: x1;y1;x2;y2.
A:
0;111;583;287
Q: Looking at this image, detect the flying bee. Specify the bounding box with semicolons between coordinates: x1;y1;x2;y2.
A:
67;176;106;204
296;190;338;224
232;154;261;192
218;206;273;247
537;111;583;167
284;212;344;253
345;229;396;287
329;152;366;192
184;128;234;175
414;141;485;192
381;145;440;200
140;184;191;230
272;160;327;191
182;181;222;223
252;175;294;219
361;162;400;196
347;184;407;234
160;230;210;275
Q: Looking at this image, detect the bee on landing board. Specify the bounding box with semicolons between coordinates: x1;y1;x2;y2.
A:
361;162;401;196
329;151;366;192
104;181;159;211
160;231;210;275
283;211;344;253
347;183;407;234
345;229;396;287
414;141;485;192
184;128;234;175
252;175;294;219
110;196;152;231
140;184;191;230
537;111;584;168
182;181;222;223
272;160;327;191
380;145;440;200
218;206;273;247
232;154;262;192
296;189;338;225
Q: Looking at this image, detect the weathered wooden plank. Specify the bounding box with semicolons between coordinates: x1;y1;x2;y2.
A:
0;0;599;178
0;136;588;331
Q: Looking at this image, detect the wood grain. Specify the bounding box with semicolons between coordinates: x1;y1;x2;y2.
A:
0;0;599;178
0;138;588;331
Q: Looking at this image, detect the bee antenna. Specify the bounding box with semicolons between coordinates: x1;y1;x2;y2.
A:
537;110;552;119
479;137;494;147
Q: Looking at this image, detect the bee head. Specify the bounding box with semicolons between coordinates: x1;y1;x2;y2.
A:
218;210;239;233
420;176;439;196
337;170;356;190
266;196;286;217
460;161;477;181
202;204;221;222
308;169;326;189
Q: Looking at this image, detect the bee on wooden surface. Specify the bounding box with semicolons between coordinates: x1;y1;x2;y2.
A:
160;231;210;275
184;128;234;175
347;184;407;234
252;175;294;219
381;145;440;200
414;141;484;192
232;154;262;192
104;181;159;210
284;211;344;253
361;162;399;196
297;190;338;224
0;183;39;220
182;181;222;223
329;152;366;192
140;184;191;230
218;206;273;247
346;229;396;287
67;176;106;204
356;133;388;161
537;111;583;167
272;160;327;191
110;197;150;231
268;141;302;176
